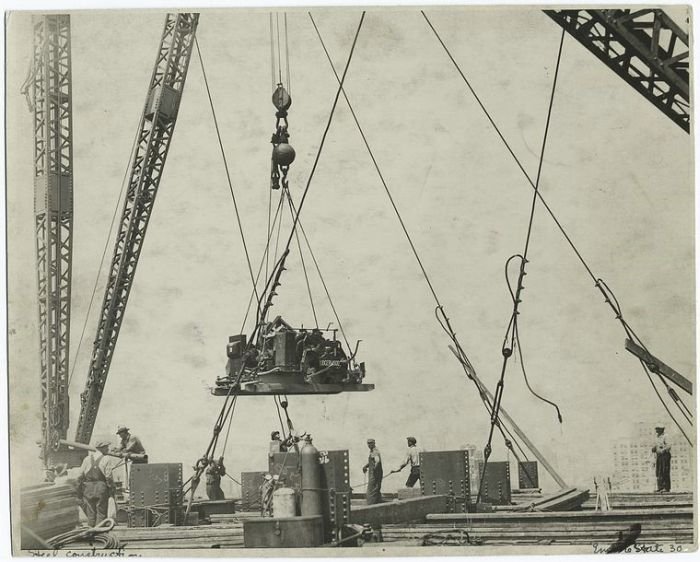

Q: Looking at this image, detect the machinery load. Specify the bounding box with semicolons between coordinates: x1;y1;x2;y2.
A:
212;316;373;396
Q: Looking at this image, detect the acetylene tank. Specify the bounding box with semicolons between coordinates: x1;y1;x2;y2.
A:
300;436;322;517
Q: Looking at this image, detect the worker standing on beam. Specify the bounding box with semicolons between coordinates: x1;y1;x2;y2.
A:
395;436;421;488
112;426;148;463
76;441;114;527
652;426;672;492
362;438;383;505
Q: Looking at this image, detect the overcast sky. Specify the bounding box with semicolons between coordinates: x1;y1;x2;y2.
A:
6;6;695;498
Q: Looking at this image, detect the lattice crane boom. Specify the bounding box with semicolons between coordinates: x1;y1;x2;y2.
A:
74;13;200;445
545;9;690;132
31;15;74;468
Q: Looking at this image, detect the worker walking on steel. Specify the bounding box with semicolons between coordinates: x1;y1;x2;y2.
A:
112;426;148;463
76;441;114;527
652;426;672;492
396;436;421;488
362;438;383;505
205;457;227;500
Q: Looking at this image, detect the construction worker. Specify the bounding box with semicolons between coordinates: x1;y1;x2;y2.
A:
652;426;672;492
205;457;227;501
270;430;289;454
362;438;383;505
396;436;421;488
113;426;148;463
76;441;114;527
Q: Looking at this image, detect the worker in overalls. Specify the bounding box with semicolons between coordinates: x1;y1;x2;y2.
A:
396;436;421;488
362;438;383;505
205;457;227;500
113;426;148;463
76;441;114;527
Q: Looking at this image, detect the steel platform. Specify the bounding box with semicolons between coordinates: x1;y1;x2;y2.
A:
211;382;374;396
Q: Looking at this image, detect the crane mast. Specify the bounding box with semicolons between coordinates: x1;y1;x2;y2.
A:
74;13;199;445
30;15;74;468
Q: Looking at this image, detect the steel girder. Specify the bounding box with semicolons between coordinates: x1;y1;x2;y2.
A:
545;9;690;132
31;15;74;466
75;13;199;444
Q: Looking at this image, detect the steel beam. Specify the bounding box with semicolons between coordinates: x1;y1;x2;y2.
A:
545;9;690;132
625;339;692;395
31;15;74;467
75;13;199;444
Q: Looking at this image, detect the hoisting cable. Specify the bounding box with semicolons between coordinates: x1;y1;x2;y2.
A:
477;27;565;504
195;36;260;304
241;193;285;334
282;187;319;328
257;12;366;322
67;103;145;387
310;12;533;467
285;188;353;352
504;254;563;422
422;12;693;441
274;395;288;440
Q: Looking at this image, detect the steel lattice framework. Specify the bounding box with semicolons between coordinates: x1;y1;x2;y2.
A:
75;13;200;444
545;9;690;132
32;15;74;466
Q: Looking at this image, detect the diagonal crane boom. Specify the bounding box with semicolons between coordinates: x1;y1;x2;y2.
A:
29;15;74;468
545;9;690;132
74;13;200;445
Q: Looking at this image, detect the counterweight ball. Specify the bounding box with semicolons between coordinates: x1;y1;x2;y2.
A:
273;143;296;166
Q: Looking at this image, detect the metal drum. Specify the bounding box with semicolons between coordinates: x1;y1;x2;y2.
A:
272;487;297;517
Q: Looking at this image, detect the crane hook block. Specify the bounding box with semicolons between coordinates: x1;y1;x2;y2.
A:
273;143;296;166
272;85;292;111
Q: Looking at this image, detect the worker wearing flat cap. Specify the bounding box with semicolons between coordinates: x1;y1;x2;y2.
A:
652;426;672;492
76;441;115;527
112;426;148;463
396;436;422;488
362;438;383;505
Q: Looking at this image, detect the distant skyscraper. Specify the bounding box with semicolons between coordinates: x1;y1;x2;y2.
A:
611;422;693;492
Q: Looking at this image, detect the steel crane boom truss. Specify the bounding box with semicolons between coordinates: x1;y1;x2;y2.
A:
75;13;200;444
545;9;690;132
32;15;74;466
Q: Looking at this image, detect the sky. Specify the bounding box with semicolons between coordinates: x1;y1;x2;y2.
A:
5;5;696;505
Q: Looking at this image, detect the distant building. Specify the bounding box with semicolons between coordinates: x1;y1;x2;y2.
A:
611;422;693;492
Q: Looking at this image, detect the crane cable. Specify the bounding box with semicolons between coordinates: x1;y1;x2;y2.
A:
422;12;693;444
477;28;565;504
309;12;534;470
194;36;260;305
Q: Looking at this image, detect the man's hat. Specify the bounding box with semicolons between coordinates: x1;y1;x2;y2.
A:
116;426;129;434
655;426;665;431
407;436;417;444
271;431;280;439
95;440;111;449
367;438;376;444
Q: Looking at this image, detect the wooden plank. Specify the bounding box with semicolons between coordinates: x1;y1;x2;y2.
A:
625;339;692;394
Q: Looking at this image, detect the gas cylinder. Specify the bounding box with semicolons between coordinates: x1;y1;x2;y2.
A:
273;142;296;166
300;436;322;517
272;487;298;518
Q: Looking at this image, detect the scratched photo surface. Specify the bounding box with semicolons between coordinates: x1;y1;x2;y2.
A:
5;4;696;557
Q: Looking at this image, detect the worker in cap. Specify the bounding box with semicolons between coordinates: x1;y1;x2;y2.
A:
652;426;672;492
76;441;114;527
269;430;288;454
362;439;383;505
395;436;421;488
205;457;227;501
112;425;148;464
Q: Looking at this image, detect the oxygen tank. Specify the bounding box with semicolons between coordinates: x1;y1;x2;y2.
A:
300;436;322;517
